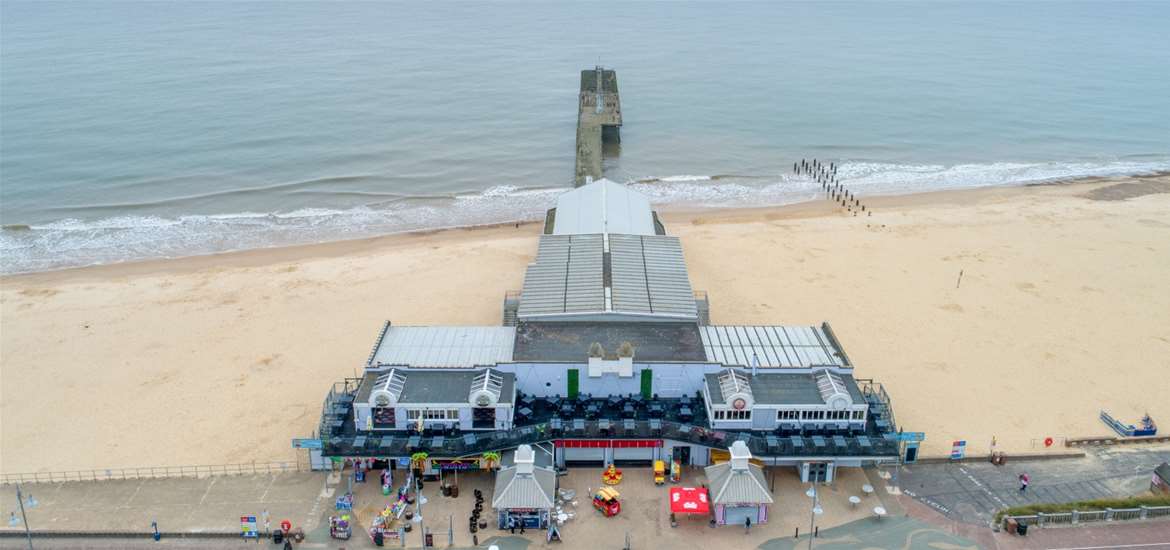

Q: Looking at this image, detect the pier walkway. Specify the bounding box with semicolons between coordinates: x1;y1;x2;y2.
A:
575;66;621;186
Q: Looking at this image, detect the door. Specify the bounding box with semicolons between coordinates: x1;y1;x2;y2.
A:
640;368;653;398
563;447;605;464
807;462;828;483
722;505;756;526
567;369;579;400
612;447;653;465
673;445;691;466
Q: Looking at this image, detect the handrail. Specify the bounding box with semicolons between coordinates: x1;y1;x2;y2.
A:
1;459;310;485
1004;505;1170;528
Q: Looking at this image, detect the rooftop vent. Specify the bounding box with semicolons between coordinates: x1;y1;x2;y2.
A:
717;368;754;410
815;369;852;410
469;369;504;407
370;369;407;407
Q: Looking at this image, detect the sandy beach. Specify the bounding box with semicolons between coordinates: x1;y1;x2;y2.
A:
2;175;1168;474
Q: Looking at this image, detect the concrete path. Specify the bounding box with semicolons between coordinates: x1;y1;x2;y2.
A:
898;443;1170;525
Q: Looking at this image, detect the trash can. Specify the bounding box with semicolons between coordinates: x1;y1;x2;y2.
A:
1017;522;1028;536
1004;518;1018;535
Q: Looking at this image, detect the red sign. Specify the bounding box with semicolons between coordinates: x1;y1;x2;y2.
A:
555;439;662;448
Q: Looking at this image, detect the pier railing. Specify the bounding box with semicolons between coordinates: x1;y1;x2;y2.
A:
1;459;310;485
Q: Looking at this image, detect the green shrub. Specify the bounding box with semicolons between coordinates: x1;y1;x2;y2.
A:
995;493;1170;523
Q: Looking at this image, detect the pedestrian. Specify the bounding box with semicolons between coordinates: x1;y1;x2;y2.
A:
509;517;516;534
1018;473;1030;493
520;521;526;535
744;516;752;534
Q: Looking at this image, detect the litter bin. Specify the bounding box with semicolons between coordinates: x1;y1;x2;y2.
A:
1004;518;1018;534
1017;522;1028;536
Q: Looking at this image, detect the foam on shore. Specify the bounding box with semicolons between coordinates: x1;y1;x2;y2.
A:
3;159;1168;275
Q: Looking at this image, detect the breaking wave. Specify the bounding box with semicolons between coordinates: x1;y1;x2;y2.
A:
2;158;1168;274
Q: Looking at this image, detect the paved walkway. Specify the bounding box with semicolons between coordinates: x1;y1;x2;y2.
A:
898;443;1170;525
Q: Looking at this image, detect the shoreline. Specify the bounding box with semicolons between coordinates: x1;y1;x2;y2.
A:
5;172;1166;285
2;173;1168;473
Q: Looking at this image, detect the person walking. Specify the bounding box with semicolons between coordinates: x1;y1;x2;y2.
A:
1018;473;1030;493
508;517;516;534
744;516;752;534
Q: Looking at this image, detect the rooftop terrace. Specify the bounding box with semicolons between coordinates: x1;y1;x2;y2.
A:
512;321;707;362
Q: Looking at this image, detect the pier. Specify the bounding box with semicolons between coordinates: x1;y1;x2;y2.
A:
575;66;622;186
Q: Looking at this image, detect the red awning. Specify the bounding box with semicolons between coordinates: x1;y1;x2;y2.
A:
669;487;710;515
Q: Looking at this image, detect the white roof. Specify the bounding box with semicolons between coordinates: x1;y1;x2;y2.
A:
368;326;516;368
699;325;846;368
516;234;698;320
552;179;656;236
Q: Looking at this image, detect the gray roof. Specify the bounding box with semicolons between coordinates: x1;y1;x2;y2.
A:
512;321;707;362
552;180;655;236
705;371;864;406
699;325;846;368
704;462;773;505
492;467;557;510
517;234;698;320
369;326;516;368
356;369;515;405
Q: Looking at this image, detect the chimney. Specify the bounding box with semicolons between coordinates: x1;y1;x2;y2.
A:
515;444;536;475
729;440;751;472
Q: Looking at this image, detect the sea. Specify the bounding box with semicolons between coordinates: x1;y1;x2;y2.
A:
2;1;1168;274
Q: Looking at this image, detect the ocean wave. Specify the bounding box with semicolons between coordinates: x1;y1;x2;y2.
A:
3;158;1168;274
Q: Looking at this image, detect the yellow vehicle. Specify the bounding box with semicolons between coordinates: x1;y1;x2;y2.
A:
653;460;666;485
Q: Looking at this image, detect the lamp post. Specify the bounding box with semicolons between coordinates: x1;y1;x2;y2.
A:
805;483;823;550
15;484;33;550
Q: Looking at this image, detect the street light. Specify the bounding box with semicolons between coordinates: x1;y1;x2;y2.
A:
805;484;823;550
15;484;33;550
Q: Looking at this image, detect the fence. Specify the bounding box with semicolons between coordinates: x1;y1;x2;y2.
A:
1;459;310;485
1005;505;1170;529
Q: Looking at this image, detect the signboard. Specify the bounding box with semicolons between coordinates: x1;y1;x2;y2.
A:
240;515;258;538
950;440;966;460
896;432;926;442
433;459;480;471
397;457;412;468
292;438;323;449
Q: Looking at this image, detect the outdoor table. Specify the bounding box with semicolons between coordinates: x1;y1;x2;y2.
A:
622;404;636;418
623;419;636;433
812;435;827;449
518;395;534;406
549;419;563;433
559;403;575;417
608;396;623;405
572;419;585;433
648;403;664;417
679;395;692;405
862;484;874;496
407;435;421;449
329;420;344;431
849;496;861;508
353;436;367;448
789;435;804;448
649;419;663;434
432;436;445;448
678;406;693;420
547;395;562;407
873;506;887;519
765;435;780;450
875;419;891;431
630;394;644;403
833;435;847;448
463;433;478;446
598;419;611;433
857;436;872;448
518;407;533;417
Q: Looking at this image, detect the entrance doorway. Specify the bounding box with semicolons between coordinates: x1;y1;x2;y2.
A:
672;446;691;466
472;407;495;429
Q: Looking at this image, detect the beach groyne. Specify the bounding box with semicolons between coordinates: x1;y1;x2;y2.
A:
575;66;622;186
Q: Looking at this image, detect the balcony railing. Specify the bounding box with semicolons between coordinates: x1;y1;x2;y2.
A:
321;418;900;460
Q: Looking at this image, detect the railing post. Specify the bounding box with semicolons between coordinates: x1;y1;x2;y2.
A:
1037;512;1045;527
1105;508;1114;521
1071;510;1079;524
1140;506;1148;520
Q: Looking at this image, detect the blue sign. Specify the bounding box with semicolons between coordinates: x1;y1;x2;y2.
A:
292;438;323;449
397;457;412;468
950;440;966;460
896;432;926;442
